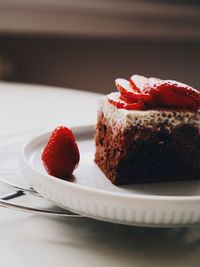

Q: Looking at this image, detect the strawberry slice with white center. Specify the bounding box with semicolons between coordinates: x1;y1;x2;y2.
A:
115;78;153;104
148;77;162;86
130;75;149;93
107;93;144;110
146;79;200;110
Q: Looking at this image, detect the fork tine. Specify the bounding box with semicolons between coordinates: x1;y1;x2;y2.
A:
0;177;41;197
0;198;82;217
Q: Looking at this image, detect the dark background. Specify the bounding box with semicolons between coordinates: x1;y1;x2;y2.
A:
0;0;199;93
0;35;199;93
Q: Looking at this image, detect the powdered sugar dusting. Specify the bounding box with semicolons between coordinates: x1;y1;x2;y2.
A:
98;93;200;131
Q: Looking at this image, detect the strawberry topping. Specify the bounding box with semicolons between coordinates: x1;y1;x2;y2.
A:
108;74;200;111
41;126;80;179
130;74;149;93
107;93;144;110
115;78;153;104
146;80;200;110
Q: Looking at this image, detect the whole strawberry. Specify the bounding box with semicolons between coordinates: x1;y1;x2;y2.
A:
41;126;80;179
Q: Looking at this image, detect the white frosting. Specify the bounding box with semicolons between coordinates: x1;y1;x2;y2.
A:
98;93;200;131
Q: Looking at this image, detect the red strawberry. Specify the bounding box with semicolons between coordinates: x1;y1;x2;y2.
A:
146;80;200;110
115;78;153;104
130;74;149;93
41;126;80;179
107;93;144;110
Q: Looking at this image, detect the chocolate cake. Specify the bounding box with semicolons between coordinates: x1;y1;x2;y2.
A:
94;75;200;185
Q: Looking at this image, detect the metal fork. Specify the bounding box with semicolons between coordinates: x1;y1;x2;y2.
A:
0;178;82;217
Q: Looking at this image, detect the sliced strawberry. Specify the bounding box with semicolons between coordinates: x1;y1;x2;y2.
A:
147;80;200;110
41;126;80;179
112;75;200;111
115;78;153;104
148;77;162;85
107;93;144;110
130;74;149;93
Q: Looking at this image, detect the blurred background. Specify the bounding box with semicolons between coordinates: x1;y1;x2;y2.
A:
0;0;199;93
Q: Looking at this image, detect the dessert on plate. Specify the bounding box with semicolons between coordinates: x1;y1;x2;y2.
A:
95;75;200;185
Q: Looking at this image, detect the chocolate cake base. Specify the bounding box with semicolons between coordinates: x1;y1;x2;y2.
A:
95;112;200;185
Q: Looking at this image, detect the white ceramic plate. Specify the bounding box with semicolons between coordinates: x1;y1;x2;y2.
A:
22;125;200;227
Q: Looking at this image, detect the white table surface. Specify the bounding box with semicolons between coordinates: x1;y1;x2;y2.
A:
0;82;200;267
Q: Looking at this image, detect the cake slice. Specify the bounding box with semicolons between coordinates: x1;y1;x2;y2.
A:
95;75;200;185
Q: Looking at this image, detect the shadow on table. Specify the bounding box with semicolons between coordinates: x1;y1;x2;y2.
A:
14;215;200;267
